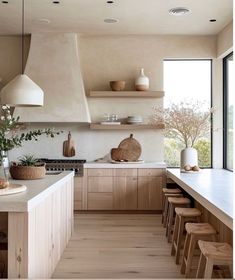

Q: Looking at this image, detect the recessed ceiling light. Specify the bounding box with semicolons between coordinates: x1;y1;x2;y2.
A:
210;19;217;22
169;7;191;16
34;18;51;25
53;1;60;4
107;1;114;3
104;18;119;23
1;1;9;4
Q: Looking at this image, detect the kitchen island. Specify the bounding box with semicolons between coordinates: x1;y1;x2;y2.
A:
167;169;233;243
0;171;74;279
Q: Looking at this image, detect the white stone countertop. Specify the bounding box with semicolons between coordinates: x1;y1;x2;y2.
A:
84;161;166;169
0;171;74;212
167;169;233;230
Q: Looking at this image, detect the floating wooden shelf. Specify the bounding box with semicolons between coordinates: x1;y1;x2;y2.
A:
90;123;165;130
88;91;164;98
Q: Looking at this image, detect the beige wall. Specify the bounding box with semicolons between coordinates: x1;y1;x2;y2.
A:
217;21;233;58
1;34;219;163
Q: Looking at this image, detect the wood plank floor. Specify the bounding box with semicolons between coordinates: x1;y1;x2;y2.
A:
53;214;184;278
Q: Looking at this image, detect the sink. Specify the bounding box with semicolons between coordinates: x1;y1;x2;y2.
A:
46;171;62;175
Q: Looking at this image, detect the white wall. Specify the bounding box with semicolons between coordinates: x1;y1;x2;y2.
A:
7;34;217;162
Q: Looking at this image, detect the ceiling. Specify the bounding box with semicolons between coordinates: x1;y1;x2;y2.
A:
0;0;233;36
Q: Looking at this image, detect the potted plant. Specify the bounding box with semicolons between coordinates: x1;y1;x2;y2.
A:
150;101;213;171
10;155;46;180
0;105;61;186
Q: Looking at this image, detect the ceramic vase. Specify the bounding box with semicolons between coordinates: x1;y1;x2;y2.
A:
135;68;149;91
180;147;198;171
0;151;9;182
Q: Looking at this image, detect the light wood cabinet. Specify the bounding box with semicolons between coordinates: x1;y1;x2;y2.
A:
74;177;83;210
7;175;74;279
113;176;138;210
85;168;165;211
138;176;162;210
87;176;114;210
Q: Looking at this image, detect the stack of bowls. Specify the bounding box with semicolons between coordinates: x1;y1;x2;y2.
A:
126;116;143;124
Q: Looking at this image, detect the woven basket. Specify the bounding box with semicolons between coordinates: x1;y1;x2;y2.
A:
10;164;46;180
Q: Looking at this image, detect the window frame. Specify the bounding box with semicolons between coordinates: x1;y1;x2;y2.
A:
163;59;213;168
223;52;233;171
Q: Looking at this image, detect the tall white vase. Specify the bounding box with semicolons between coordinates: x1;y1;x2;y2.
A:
135;68;149;91
180;147;198;171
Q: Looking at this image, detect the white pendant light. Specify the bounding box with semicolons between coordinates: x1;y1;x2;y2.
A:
0;74;43;107
0;0;44;107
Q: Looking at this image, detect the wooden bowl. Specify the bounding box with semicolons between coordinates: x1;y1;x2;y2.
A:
110;81;126;91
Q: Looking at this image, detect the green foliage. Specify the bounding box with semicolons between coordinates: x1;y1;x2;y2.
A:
164;137;211;167
194;138;211;167
0;105;62;163
18;155;40;166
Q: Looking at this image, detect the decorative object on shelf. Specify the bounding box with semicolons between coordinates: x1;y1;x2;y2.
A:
111;134;142;161
110;80;126;91
10;155;46;180
135;68;149;91
63;132;75;157
0;105;62;184
0;0;44;107
126;115;143;124
150;101;213;171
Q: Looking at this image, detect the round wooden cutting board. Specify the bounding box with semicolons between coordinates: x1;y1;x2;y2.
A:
118;134;142;161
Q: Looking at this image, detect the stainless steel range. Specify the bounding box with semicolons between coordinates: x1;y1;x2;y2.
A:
40;159;86;177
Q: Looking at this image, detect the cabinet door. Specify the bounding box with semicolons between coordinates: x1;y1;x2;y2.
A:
137;177;162;210
114;176;138;210
87;176;113;210
74;177;83;210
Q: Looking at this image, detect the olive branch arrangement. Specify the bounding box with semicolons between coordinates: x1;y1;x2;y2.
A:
0;105;62;163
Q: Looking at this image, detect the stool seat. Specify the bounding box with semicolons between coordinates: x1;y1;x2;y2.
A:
162;188;181;194
168;197;191;205
175;207;201;217
198;241;233;261
185;223;216;235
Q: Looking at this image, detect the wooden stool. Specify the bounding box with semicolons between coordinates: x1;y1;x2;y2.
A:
166;197;191;243
162;188;182;223
196;241;233;278
181;223;217;278
162;193;183;227
171;207;201;264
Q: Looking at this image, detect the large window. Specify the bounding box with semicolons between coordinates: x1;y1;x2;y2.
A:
163;60;212;167
223;52;233;171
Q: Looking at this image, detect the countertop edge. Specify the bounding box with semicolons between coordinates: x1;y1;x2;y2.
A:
84;162;167;168
167;169;233;230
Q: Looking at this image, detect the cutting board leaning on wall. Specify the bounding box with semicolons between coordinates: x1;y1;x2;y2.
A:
63;132;76;157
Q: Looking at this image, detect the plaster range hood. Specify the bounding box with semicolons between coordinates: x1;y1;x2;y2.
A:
14;33;91;122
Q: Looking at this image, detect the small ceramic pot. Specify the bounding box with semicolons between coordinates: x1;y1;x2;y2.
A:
135;68;149;91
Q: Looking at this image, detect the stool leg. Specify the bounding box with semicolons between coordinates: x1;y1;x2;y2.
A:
181;233;190;274
185;235;197;278
196;252;206;278
163;199;169;228
167;204;174;243
204;258;214;278
161;195;165;224
171;214;179;256
175;216;184;264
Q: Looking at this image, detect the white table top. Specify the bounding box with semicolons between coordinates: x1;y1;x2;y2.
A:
167;169;233;229
0;171;74;212
84;161;166;169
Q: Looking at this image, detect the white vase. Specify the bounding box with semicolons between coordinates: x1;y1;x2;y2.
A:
135;68;149;91
180;147;198;171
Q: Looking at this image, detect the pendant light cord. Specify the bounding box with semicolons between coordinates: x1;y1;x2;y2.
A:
21;0;24;74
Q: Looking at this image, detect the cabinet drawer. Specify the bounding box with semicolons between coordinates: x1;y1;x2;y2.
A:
114;169;137;177
88;177;113;193
88;193;113;210
138;168;164;177
87;169;113;177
